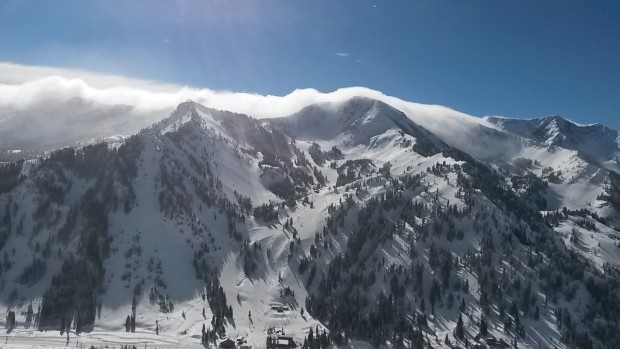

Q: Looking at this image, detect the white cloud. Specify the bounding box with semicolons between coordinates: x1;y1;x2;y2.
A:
0;61;515;158
0;62;179;92
0;62;412;118
335;52;349;57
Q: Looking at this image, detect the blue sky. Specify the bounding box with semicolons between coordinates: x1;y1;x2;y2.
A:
1;0;619;128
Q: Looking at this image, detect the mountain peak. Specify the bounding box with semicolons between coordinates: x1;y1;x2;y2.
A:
144;100;204;135
267;96;409;142
487;114;620;169
289;96;396;129
263;96;448;156
173;99;200;118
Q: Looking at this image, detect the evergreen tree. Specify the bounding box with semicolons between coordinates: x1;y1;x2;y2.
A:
480;316;488;336
130;314;136;333
125;315;131;332
455;313;464;339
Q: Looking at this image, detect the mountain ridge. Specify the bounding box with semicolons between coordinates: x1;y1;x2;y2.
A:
486;114;620;172
265;97;449;157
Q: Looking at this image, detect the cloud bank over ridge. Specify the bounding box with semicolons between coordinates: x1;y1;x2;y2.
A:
0;62;478;120
0;62;515;159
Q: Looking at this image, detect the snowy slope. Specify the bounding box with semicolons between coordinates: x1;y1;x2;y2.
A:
0;98;619;349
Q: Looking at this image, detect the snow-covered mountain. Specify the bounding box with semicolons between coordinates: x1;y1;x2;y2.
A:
0;98;619;349
265;97;446;154
487;115;620;171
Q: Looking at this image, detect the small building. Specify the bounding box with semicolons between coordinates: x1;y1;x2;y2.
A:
219;338;236;348
267;334;296;348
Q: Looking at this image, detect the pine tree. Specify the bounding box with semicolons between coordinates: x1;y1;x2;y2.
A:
131;294;137;316
455;313;464;339
513;336;518;349
75;315;82;334
429;279;441;314
125;315;131;332
447;292;454;309
480;316;488;336
307;327;314;349
65;315;72;334
130;314;136;333
26;303;33;328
